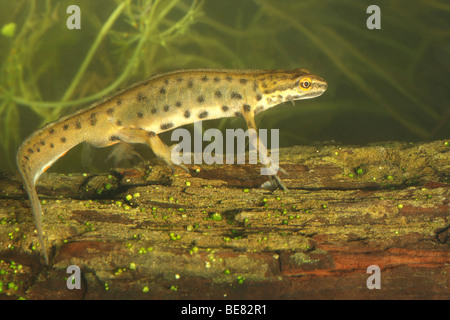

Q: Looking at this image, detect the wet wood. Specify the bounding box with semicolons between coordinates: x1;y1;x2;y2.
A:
0;140;448;299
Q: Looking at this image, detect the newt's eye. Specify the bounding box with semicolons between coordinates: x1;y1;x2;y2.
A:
299;77;312;91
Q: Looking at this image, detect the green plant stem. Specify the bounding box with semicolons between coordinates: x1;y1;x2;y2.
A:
56;0;131;112
7;0;203;111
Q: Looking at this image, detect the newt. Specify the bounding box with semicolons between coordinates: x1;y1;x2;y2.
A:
16;68;327;264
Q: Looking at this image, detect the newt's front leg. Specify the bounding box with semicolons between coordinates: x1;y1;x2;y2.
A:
241;105;288;191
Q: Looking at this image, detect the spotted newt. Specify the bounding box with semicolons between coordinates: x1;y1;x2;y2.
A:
16;68;327;264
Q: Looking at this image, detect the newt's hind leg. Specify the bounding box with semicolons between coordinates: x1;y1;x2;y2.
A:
112;128;189;173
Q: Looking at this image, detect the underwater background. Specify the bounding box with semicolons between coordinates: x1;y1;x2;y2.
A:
0;0;448;173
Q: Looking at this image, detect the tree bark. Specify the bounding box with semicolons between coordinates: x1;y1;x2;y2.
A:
0;140;448;299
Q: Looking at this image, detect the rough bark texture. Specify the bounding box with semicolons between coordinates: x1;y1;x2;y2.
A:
0;140;448;299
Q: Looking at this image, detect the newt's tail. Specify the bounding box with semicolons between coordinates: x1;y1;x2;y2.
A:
16;140;51;265
17;169;49;264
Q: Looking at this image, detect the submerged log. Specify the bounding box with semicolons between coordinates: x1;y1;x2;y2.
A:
0;140;448;299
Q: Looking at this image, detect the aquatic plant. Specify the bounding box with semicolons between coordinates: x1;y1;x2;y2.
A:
254;0;449;143
0;0;205;170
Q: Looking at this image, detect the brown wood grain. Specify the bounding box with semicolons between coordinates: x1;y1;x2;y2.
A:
0;140;448;299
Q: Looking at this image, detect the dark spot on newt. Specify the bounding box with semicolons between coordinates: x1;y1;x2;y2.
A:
90;113;97;126
137;112;144;118
61;137;67;143
184;110;190;118
198;111;208;119
163;105;170;112
253;81;258;92
197;95;205;103
137;93;147;101
175;101;182;108
161;123;174;130
231;92;242;100
243;104;251;112
221;105;229;112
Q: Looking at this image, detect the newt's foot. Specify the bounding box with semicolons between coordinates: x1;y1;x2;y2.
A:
106;143;144;167
260;167;289;191
164;159;190;174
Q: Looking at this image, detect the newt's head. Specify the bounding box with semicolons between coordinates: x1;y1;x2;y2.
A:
258;68;327;107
